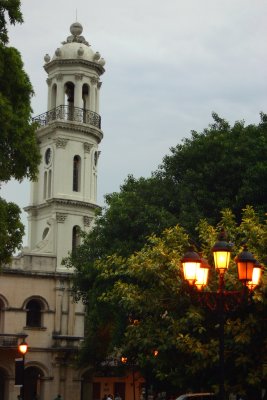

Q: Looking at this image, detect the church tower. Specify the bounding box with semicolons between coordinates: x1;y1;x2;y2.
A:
0;21;144;400
25;22;105;270
0;22;108;400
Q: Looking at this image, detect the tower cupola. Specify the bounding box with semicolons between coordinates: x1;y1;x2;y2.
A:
46;22;105;67
42;22;105;115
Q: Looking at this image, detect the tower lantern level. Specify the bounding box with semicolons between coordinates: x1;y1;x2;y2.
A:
25;22;105;270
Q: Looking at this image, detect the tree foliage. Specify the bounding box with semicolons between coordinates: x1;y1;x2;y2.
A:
0;0;23;45
69;207;267;397
78;175;178;263
66;113;267;394
156;112;267;232
0;0;41;262
0;0;40;182
69;113;267;274
0;197;24;261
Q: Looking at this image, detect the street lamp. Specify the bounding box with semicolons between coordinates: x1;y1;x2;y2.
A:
18;339;28;400
181;233;262;400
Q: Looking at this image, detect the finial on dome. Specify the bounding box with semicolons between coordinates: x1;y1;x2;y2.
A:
44;54;51;63
77;46;84;57
62;22;89;46
93;52;101;61
55;48;62;57
70;22;83;37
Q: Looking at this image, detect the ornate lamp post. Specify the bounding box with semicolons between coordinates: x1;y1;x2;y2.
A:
18;339;28;400
181;232;262;400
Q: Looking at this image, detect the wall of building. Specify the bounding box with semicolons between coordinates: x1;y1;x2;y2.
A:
0;254;84;400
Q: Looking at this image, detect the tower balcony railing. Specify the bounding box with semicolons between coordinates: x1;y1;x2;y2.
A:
32;105;101;129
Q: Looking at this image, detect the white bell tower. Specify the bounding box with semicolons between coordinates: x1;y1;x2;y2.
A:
25;22;105;270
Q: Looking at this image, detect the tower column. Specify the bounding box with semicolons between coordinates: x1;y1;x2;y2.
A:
89;80;95;111
47;78;52;110
74;77;83;109
83;142;93;200
56;78;65;107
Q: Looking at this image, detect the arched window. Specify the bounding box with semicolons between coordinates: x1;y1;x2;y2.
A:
26;299;42;328
72;225;81;253
73;155;81;192
24;367;44;400
42;227;49;240
65;81;75;121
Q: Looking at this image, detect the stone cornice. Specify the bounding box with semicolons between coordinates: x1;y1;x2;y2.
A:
24;198;100;213
36;120;103;143
2;268;72;279
48;198;100;209
44;58;105;76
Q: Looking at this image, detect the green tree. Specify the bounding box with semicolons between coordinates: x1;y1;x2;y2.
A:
66;113;267;394
68;207;267;397
79;175;178;261
0;0;41;262
157;112;267;232
67;113;267;274
0;0;23;45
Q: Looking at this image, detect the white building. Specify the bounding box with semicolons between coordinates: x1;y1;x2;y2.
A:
0;21;105;400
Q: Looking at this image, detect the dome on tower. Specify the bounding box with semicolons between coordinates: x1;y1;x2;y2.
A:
45;22;105;67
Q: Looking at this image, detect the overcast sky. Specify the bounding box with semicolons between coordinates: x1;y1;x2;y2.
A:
1;0;267;246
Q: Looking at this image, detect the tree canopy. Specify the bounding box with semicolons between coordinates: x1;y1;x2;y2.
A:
0;0;23;45
72;113;267;271
68;207;267;398
85;175;178;260
0;0;40;262
157;112;267;232
66;113;267;396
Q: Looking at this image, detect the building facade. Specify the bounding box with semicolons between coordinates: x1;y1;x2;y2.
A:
0;22;96;400
0;21;144;400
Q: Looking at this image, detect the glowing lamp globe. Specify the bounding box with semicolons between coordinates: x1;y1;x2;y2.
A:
235;246;256;283
181;249;201;285
18;340;28;355
212;232;231;273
